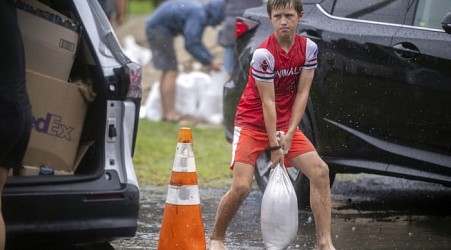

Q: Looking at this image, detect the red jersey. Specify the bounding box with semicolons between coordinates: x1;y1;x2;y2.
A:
234;34;318;132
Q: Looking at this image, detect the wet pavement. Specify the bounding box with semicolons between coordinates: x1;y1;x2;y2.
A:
112;174;451;249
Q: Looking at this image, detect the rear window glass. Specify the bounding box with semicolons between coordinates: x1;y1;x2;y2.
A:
330;0;403;24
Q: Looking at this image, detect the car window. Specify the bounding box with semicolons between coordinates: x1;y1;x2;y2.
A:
330;0;403;24
413;0;451;29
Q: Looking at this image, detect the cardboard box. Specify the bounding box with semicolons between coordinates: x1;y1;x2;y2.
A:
23;70;90;172
17;0;80;81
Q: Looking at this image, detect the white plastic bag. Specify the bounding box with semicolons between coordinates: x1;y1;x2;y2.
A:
141;81;162;121
175;72;199;116
261;163;298;250
196;69;226;124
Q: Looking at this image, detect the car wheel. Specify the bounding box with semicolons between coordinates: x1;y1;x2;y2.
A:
254;114;335;210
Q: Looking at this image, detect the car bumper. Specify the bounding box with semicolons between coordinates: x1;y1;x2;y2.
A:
3;172;139;248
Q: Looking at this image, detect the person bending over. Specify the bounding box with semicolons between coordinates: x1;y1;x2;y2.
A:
145;0;225;123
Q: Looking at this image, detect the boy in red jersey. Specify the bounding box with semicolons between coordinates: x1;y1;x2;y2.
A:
209;0;336;249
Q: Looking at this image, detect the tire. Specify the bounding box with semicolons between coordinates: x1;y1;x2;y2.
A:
254;113;335;210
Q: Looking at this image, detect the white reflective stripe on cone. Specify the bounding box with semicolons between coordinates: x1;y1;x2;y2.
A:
172;143;196;173
166;185;200;205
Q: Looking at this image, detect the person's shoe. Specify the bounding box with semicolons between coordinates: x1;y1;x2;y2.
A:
207;239;228;250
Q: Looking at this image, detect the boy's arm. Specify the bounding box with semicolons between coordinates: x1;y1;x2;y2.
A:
256;80;284;166
285;68;315;144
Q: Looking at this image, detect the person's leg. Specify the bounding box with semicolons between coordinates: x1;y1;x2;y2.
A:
115;0;128;25
209;162;254;248
146;29;180;122
290;152;335;250
159;69;181;121
0;108;32;249
98;0;116;25
0;167;8;250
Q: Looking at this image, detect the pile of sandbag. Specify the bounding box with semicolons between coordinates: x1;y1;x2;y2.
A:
140;69;226;125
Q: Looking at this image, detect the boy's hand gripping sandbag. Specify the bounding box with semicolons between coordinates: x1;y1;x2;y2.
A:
261;163;298;249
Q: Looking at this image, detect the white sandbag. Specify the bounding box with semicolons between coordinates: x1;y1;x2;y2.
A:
261;163;298;250
175;72;199;116
122;35;152;65
142;73;200;121
141;70;226;124
142;81;162;121
197;69;226;124
189;71;212;118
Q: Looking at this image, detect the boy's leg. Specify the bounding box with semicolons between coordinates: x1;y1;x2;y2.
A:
210;162;254;245
290;152;336;250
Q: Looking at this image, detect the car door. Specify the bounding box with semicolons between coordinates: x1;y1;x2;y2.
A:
387;0;451;172
302;0;404;161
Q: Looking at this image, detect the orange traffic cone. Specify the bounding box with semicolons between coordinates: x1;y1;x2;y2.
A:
157;127;206;250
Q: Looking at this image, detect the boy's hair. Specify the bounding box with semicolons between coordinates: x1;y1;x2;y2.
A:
267;0;304;16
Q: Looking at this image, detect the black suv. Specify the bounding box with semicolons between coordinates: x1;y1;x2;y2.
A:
5;0;141;249
224;0;451;209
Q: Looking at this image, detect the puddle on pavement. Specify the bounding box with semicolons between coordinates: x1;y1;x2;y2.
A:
112;175;451;249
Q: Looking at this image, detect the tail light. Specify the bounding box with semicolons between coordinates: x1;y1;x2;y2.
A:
235;17;259;38
125;62;142;99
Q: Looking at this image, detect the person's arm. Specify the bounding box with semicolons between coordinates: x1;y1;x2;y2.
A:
283;39;318;152
256;80;278;145
257;79;285;167
284;69;315;147
184;14;218;67
252;48;284;166
250;48;283;167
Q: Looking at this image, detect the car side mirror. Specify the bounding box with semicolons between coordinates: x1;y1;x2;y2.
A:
441;12;451;34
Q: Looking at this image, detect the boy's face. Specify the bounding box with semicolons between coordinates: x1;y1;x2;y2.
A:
269;6;303;39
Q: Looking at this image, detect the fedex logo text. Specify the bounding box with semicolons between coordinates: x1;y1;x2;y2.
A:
32;113;74;141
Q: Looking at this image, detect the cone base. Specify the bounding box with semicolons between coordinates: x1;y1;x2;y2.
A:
157;203;206;250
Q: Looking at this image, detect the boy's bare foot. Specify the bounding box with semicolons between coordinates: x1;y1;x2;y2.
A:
317;244;336;250
208;239;228;250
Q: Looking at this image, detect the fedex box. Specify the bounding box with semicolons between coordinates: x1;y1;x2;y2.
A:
23;70;89;172
17;0;80;81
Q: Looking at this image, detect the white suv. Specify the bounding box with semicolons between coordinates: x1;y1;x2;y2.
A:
5;1;141;249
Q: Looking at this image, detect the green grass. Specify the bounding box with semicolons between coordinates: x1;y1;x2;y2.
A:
128;0;154;15
133;120;233;188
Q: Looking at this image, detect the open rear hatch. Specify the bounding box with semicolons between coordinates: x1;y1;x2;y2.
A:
11;0;104;181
